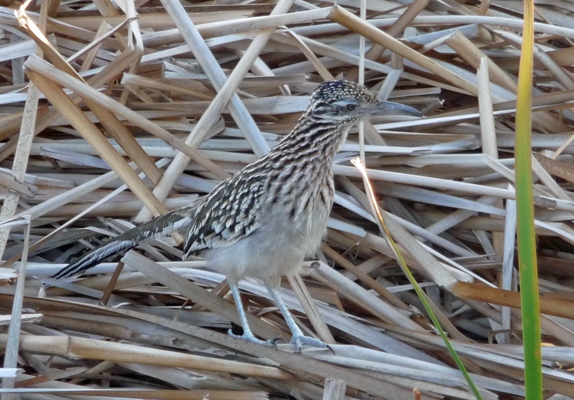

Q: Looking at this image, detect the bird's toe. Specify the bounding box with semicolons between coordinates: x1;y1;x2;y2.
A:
291;335;330;351
228;328;274;346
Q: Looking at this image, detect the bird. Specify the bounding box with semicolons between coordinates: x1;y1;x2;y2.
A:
52;80;421;348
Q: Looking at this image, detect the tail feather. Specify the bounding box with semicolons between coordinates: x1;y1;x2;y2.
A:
52;239;138;279
53;204;198;280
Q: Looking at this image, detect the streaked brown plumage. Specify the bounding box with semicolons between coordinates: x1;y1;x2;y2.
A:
53;80;421;347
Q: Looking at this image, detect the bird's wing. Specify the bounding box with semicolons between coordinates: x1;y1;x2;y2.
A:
53;201;203;280
183;170;265;255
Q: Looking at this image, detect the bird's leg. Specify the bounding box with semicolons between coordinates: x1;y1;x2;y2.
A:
228;283;273;346
266;285;329;351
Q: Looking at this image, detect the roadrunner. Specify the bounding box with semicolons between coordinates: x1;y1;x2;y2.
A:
53;80;421;348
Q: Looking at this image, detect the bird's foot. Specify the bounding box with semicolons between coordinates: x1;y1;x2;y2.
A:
228;328;274;346
291;334;331;352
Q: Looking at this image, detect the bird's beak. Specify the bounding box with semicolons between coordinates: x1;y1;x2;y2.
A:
371;101;422;117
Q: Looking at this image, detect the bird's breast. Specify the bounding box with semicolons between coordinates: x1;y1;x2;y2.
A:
263;168;333;244
204;167;334;285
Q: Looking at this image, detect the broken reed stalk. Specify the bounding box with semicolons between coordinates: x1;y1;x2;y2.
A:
0;334;292;379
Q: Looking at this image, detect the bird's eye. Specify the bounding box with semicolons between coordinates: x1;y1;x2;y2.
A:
346;103;358;111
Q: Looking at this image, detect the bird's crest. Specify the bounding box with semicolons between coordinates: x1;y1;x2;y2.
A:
310;80;379;106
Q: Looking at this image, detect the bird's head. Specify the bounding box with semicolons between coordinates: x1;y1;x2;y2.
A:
308;80;421;123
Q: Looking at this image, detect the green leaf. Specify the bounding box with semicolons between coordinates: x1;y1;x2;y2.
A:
515;0;543;398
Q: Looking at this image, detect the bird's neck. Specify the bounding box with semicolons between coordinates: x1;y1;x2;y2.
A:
271;116;353;166
257;116;351;210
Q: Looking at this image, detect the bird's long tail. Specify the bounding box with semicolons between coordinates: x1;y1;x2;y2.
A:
53;204;198;280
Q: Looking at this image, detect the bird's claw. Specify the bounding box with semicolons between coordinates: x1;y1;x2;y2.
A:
291;334;330;352
228;329;274;346
269;337;288;350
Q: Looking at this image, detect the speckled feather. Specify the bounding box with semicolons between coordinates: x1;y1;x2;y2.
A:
183;81;380;254
54;81;410;283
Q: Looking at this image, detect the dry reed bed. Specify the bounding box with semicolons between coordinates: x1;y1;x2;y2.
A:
0;0;574;398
